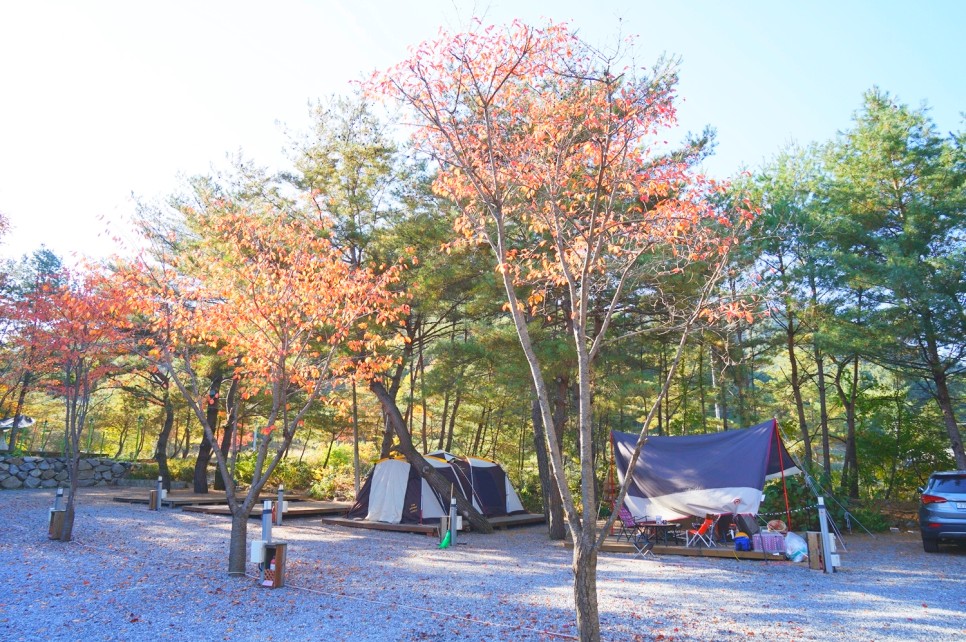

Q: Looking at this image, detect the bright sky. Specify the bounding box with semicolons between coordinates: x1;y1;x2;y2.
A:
1;0;963;263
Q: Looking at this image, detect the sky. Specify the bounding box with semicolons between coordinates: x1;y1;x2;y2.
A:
1;0;963;263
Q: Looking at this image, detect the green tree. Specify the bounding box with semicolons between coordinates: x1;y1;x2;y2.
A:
826;89;966;468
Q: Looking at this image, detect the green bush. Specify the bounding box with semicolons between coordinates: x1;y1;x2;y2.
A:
308;466;358;501
127;459;197;482
513;470;546;514
232;452;300;489
168;458;196;483
127;462;159;480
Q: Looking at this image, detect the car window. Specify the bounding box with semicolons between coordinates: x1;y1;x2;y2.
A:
930;476;966;493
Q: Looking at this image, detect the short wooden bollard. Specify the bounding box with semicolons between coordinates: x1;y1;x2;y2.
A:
48;510;66;540
260;542;287;588
806;531;824;570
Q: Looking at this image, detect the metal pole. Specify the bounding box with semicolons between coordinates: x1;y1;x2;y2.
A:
448;495;457;546
275;484;284;526
155;476;163;511
817;497;834;573
53;487;64;511
262;500;273;543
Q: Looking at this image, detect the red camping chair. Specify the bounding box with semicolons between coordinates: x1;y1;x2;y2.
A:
686;514;719;548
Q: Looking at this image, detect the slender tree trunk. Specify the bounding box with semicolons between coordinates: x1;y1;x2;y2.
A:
573;542;600;642
445;388;460;452
154;386;175;491
194;371;223;493
180;409;191;458
227;512;249;575
379;321;416;458
113;419;129;459
835;356;860;499
698;345;708;433
8;371;31;451
846;355;860;498
214;372;239;491
923;326;966;468
784;305;813;469
815;348;831;478
532;397;565;540
437;390;450;451
353;379;361;495
808;273;831;478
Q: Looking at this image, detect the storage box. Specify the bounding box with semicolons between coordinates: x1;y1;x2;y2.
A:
753;531;785;554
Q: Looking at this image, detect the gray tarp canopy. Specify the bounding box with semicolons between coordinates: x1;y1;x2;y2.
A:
612;419;800;521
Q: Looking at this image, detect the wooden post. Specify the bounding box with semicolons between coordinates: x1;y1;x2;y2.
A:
806;531;824;571
48;510;66;539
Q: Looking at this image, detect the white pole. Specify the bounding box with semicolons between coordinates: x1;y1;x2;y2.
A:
817;497;834;573
262;500;273;543
276;484;284;526
448;496;458;546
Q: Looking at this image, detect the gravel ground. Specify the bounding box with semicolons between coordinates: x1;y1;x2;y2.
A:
1;487;964;641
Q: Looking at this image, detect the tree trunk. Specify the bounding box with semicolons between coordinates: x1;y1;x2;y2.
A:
154;387;175;491
784;303;813;469
808;273;832;478
532;397;565;540
445;388;460;452
924;329;966;468
835;356;860;499
227;511;249;575
814;347;832;478
214;372;240;491
572;540;600;642
194;371;223;493
370;379;492;533
437;390;450;451
8;371;31;451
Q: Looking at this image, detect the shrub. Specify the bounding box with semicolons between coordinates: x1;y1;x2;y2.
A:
308;466;358;501
127;459;197;482
128;462;159;480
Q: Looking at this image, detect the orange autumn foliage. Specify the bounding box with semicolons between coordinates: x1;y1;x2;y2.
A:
119;202;408;409
371;20;755;323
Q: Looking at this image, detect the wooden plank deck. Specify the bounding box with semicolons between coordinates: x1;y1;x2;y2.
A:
320;512;545;536
320;516;439;535
182;500;350;518
112;490;308;508
491;512;546;529
575;537;788;561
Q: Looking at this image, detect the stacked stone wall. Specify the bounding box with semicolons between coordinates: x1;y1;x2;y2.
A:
0;456;131;489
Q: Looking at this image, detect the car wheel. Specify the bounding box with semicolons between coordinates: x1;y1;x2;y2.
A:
922;536;939;553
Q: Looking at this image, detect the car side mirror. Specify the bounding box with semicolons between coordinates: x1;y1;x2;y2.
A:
917;486;925;494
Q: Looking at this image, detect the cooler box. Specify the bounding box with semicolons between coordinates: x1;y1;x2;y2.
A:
753;531;785;554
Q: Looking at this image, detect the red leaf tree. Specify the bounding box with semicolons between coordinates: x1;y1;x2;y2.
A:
119;199;407;574
373;20;752;638
26;266;134;541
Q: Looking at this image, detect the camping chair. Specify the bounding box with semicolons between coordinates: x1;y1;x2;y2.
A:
614;504;648;543
685;514;719;548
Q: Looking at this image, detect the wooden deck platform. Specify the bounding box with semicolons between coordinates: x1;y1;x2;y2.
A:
182;500;350;518
112;489;308;509
320;516;439;535
320;512;545;536
577;537;788;561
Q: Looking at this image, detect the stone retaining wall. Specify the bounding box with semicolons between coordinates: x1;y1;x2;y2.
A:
0;456;132;489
